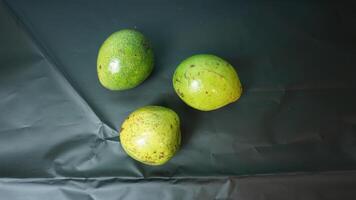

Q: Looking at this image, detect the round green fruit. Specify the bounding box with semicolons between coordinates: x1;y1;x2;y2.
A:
97;29;154;90
119;106;181;166
173;54;242;111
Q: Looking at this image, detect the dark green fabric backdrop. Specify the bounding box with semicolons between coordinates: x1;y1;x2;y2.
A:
1;0;356;199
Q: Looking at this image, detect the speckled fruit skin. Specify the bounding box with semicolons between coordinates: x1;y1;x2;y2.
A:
119;106;181;166
173;54;242;111
97;29;154;90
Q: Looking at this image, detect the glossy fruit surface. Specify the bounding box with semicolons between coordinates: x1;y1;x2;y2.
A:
119;106;181;165
173;54;242;111
97;29;154;90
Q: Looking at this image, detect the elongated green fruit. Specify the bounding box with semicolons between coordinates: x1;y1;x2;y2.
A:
173;54;242;111
97;29;154;90
120;106;181;166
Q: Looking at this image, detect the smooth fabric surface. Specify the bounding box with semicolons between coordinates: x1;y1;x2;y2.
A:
1;0;356;199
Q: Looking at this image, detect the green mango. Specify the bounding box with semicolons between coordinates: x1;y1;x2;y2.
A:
119;106;181;166
97;29;154;90
173;54;242;111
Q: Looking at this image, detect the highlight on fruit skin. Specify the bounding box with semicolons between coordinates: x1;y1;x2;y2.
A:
119;106;181;166
173;54;242;111
97;29;154;91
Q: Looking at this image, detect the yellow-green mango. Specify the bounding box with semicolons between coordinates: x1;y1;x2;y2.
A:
173;54;242;111
97;29;154;90
119;106;181;165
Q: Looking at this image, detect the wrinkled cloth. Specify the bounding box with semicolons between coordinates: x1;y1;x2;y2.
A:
1;0;356;199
